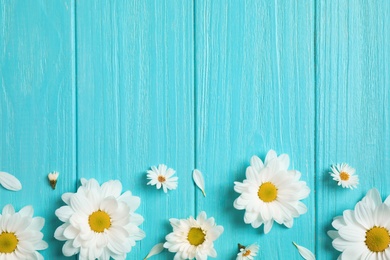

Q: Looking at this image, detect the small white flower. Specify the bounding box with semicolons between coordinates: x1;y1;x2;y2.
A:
0;171;22;191
237;243;259;260
328;188;390;259
144;243;164;259
234;150;310;234
293;242;315;260
0;204;48;259
164;211;224;259
329;163;359;189
147;164;178;193
48;171;59;190
193;169;206;197
54;178;145;259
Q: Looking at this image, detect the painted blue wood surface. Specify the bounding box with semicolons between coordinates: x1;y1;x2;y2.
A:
0;1;389;259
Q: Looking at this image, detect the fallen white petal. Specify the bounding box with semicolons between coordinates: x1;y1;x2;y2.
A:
0;171;22;191
193;169;206;197
293;242;315;260
144;243;164;259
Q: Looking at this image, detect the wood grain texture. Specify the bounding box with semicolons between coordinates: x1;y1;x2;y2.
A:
75;1;194;258
316;1;390;259
195;1;315;259
0;1;76;259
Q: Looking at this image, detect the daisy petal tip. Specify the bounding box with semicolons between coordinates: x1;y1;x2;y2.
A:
144;242;164;259
293;242;316;260
192;169;206;197
0;171;22;191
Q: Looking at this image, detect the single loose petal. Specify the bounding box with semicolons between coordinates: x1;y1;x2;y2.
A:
144;243;164;259
193;169;206;197
0;171;22;191
293;242;315;260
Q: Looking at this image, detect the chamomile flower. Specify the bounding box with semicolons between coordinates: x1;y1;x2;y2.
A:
237;243;259;260
0;204;48;259
164;211;224;259
147;164;178;193
54;178;145;259
329;163;359;189
328;188;390;259
234;150;310;234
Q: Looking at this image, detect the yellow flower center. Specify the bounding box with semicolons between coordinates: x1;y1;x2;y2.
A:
0;232;18;253
258;182;278;202
187;228;205;246
88;210;111;233
339;171;350;181
158;175;166;183
243;249;251;256
365;226;390;252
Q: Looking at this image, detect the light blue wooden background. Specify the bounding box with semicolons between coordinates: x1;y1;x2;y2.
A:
0;1;389;259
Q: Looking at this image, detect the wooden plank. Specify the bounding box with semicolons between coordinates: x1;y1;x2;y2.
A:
195;1;315;259
316;1;390;259
0;1;75;259
75;1;194;258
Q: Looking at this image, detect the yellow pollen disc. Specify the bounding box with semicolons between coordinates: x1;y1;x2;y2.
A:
258;182;278;202
158;175;166;182
187;228;205;246
243;249;251;257
0;232;18;254
365;226;390;252
339;171;350;181
88;210;111;233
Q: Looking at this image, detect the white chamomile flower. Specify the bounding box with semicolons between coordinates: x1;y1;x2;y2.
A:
147;164;178;193
164;211;224;259
329;163;359;189
234;149;310;234
48;171;59;190
54;178;145;260
0;204;48;259
328;188;390;259
237;243;259;260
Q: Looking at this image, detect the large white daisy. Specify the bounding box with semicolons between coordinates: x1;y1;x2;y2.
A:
147;164;178;193
54;178;145;260
0;204;48;259
328;188;390;259
164;211;224;260
329;163;359;189
234;150;310;234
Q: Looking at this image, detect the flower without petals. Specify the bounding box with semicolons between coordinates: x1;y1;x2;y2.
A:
0;204;48;259
164;211;223;260
328;188;390;259
234;149;310;234
147;164;178;193
54;178;145;260
0;171;22;191
236;243;259;260
48;171;59;190
329;163;359;189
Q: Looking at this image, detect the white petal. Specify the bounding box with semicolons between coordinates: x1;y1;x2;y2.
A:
144;243;164;259
0;171;22;191
193;169;206;197
293;242;316;260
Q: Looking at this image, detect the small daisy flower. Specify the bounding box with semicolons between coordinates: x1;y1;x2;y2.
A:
328;188;390;259
54;178;145;259
329;163;359;189
234;149;310;234
48;171;59;190
0;204;48;259
237;243;259;260
164;211;224;259
147;164;178;193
